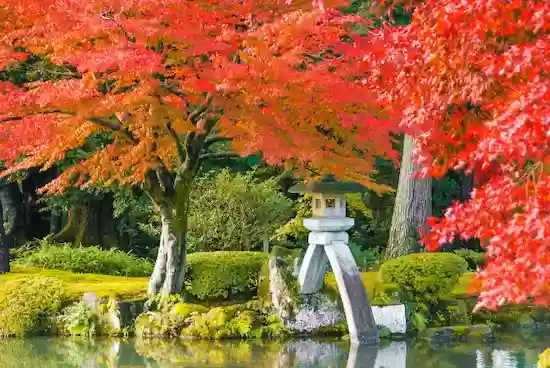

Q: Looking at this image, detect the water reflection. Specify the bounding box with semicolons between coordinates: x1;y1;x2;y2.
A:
0;337;546;368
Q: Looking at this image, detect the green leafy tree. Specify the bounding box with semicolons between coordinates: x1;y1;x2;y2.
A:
188;170;294;252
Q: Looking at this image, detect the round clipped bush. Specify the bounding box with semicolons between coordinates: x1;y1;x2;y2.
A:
0;276;67;337
379;252;468;303
185;251;268;301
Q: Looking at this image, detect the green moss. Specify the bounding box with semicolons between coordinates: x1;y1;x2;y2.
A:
419;324;494;343
0;276;68;337
171;303;208;319
185;251;268;301
1;266;148;301
324;271;380;300
450;325;469;338
377;325;392;339
539;348;550;368
258;261;270;306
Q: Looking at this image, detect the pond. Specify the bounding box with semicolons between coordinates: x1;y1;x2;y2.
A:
0;336;547;368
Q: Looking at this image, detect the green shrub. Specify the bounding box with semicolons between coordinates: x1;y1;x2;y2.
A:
453;249;487;271
14;240;154;276
57;301;98;337
379;253;468;304
0;276;67;337
185;252;268;301
348;242;380;271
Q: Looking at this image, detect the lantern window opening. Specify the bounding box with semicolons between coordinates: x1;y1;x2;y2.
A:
315;198;322;209
326;198;336;208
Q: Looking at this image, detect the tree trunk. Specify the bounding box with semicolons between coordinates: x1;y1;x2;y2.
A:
385;134;432;259
55;194;120;249
147;180;192;295
0;204;8;274
0;183;20;274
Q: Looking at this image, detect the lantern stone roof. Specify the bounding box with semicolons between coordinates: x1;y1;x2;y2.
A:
288;174;367;194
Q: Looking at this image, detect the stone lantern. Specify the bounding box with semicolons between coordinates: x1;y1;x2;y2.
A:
289;174;379;345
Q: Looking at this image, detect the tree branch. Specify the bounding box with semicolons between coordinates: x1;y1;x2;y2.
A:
166;119;186;164
184;93;215;156
199;152;240;160
303;53;324;62
204;135;232;147
187;93;213;124
0;109;138;145
87;116;138;144
0;110;70;123
160;81;187;101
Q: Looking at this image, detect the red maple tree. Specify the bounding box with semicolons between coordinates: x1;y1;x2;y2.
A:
361;0;550;310
0;0;398;293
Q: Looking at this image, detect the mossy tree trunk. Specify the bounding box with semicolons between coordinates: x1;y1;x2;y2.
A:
147;171;195;295
54;193;120;248
142;93;230;295
385;134;432;259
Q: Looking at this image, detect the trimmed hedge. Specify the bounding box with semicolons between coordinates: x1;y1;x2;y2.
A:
0;276;67;337
185;251;268;301
14;242;154;276
379;253;468;304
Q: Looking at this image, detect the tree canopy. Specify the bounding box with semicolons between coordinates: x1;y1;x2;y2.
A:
0;0;397;193
361;0;550;310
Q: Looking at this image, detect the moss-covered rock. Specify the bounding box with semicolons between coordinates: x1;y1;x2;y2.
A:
58;295;138;337
418;324;494;343
267;246;346;334
171;302;208;320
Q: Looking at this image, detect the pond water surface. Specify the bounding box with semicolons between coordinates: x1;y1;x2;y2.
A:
1;336;547;368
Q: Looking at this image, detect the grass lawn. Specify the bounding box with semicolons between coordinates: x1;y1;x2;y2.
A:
0;267;479;304
0;266;149;301
324;272;382;300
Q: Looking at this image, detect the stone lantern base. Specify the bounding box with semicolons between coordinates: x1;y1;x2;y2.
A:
298;217;379;345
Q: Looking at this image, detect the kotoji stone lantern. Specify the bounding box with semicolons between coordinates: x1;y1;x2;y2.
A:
289;174;379;345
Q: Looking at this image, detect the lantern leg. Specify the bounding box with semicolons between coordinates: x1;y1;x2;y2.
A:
298;243;328;294
324;240;379;345
346;343;378;368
